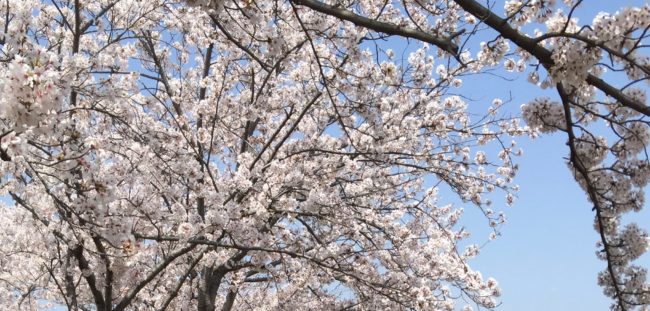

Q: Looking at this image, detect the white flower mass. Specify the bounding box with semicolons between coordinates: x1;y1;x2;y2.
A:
0;0;648;310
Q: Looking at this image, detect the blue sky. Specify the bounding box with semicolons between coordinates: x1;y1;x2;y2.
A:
451;1;650;309
463;130;650;310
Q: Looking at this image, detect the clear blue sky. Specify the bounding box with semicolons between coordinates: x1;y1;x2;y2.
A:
462;131;650;310
451;1;650;309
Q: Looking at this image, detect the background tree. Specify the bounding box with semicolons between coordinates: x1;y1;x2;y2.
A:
0;0;647;311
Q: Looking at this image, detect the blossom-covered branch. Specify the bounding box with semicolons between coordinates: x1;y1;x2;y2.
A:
0;0;647;310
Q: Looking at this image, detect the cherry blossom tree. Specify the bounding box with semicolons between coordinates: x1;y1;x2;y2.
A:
0;0;647;310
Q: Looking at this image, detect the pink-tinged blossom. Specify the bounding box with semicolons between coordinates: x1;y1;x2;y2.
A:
0;0;647;310
521;97;566;132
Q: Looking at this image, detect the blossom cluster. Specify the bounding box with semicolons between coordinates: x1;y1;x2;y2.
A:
0;0;646;310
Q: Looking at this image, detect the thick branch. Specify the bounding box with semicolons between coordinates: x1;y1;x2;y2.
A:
197;42;214;220
73;0;81;53
69;0;82;108
71;245;106;311
62;253;78;311
159;250;206;311
586;75;650;116
291;0;458;54
198;266;227;311
113;244;197;311
453;0;650;117
91;237;112;311
221;289;237;311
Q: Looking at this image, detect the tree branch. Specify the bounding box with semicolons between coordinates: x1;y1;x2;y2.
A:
113;244;197;311
557;83;628;311
453;0;650;117
221;289;238;311
291;0;458;54
91;237;112;311
158;250;206;311
71;245;106;311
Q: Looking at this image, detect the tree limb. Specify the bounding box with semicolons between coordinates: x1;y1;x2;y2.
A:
453;0;650;117
113;244;197;311
71;245;106;311
557;83;628;311
291;0;458;54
